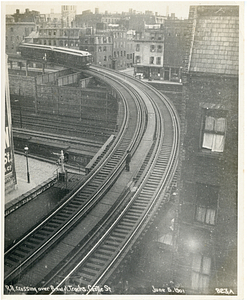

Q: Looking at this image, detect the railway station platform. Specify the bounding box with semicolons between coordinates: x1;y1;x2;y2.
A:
5;154;58;207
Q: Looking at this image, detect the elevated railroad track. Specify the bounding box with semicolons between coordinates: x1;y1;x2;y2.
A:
4;65;180;295
5;66;147;287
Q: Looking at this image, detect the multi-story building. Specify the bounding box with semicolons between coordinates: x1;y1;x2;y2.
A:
126;30;135;68
34;27;81;49
80;25;113;68
80;23;129;70
101;12;121;24
110;25;128;70
43;9;62;28
61;5;76;28
6;18;36;54
134;24;165;80
74;9;102;29
133;16;187;82
163;17;188;81
11;8;40;22
173;5;239;294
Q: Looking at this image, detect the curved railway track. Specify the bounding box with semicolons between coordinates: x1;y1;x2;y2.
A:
4;67;148;287
44;67;180;295
4;65;180;295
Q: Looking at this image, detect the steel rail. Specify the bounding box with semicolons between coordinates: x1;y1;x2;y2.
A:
4;75;146;284
46;67;180;295
4;67;151;288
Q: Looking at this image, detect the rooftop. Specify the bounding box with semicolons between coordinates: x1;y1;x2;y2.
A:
187;5;239;76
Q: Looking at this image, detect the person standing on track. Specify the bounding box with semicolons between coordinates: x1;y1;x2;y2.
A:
125;150;131;171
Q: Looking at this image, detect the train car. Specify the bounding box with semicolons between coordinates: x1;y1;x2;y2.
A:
18;43;92;68
18;43;54;62
52;47;92;68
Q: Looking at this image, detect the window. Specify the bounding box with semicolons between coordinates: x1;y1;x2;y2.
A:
150;57;154;64
136;56;140;63
103;46;106;51
136;44;140;51
156;57;161;65
195;183;218;225
157;45;162;52
191;254;211;293
104;56;107;61
150;45;155;52
202;110;227;152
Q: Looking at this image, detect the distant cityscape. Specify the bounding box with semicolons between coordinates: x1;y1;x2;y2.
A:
6;5;188;82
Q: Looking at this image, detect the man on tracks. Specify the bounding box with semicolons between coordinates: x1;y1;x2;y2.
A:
125;150;131;171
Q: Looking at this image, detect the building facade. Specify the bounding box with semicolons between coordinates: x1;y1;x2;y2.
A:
79;26;113;68
133;18;187;82
6;20;35;54
134;24;165;80
61;5;76;28
111;26;128;70
34;27;81;49
173;5;239;294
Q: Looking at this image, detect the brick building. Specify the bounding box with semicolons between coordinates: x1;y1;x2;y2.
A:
34;27;81;49
79;25;113;68
133;18;187;81
79;23;130;70
134;24;165;80
110;26;128;70
163;18;188;81
172;5;239;294
74;10;102;29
